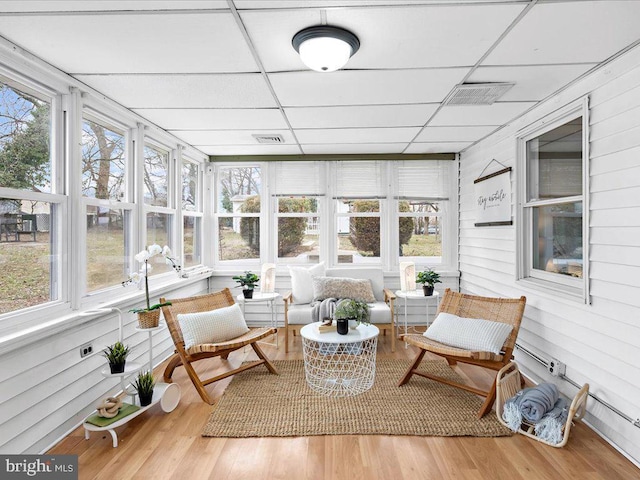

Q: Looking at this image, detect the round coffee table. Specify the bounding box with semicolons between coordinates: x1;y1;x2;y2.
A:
300;322;379;397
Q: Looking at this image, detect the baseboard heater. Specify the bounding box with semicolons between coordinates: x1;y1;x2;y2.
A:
514;343;640;429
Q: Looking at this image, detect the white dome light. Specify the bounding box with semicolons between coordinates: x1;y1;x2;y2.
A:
292;26;360;73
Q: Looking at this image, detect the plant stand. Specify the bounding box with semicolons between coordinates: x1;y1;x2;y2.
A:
82;324;181;448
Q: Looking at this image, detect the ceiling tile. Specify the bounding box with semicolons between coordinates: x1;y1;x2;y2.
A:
270;69;468;107
0;1;228;11
468;64;597;102
485;1;640;65
301;143;406;154
0;12;256;73
236;1;474;8
284;104;438;128
295;127;420;144
429;102;535;126
415;126;497;142
201;144;302;155
172;129;295;146
404;142;472;153
133;108;287;130
74;74;277;108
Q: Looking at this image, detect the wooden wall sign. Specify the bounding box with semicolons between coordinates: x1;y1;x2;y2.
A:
474;162;512;227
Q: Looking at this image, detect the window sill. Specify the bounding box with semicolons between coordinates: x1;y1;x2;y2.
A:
516;277;586;304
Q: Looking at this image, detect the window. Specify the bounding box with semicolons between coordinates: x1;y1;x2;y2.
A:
144;142;174;275
216;165;261;263
82;116;131;293
181;159;202;268
0;80;61;315
518;100;587;298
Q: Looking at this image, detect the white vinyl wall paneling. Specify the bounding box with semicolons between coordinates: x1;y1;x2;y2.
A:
0;278;210;454
458;44;640;464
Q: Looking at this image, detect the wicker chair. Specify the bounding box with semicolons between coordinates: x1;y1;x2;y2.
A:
398;288;526;418
160;288;278;404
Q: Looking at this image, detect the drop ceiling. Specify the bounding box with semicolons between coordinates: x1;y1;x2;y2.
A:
0;0;639;157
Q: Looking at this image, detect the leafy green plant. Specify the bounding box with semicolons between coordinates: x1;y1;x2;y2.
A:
416;268;441;287
334;299;371;325
102;341;130;366
133;370;156;396
232;271;260;290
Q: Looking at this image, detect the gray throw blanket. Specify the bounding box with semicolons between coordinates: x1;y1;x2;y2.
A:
311;298;339;323
503;382;569;444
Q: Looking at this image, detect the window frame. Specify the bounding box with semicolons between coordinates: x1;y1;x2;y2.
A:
180;154;204;270
516;97;590;302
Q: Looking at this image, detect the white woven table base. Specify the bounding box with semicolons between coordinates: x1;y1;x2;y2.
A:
301;336;378;397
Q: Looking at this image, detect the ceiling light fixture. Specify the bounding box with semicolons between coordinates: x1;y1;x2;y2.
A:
292;25;360;72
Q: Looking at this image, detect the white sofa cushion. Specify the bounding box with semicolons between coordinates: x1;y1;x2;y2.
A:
312;276;376;303
423;312;512;354
288;262;325;304
287;301;391;325
177;304;249;349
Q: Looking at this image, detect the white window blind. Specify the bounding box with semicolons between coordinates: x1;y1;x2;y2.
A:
273;161;324;196
334;160;385;198
396;160;451;200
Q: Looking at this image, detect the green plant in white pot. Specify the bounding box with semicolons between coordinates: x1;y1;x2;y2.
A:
416;268;441;296
334;299;370;335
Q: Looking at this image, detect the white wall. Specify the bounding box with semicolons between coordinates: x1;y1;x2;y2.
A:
459;44;640;463
0;277;210;454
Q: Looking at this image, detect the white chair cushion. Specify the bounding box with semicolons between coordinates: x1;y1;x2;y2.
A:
312;276;376;303
423;312;512;354
288;262;325;304
286;301;390;325
177;304;249;349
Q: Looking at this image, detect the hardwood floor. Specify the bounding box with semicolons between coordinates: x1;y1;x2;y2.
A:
50;331;639;480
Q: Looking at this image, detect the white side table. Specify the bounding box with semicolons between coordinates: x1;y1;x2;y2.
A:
300;323;379;397
395;290;440;346
236;292;280;348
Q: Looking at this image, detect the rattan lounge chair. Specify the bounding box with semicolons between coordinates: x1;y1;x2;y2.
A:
398;288;526;418
160;288;278;404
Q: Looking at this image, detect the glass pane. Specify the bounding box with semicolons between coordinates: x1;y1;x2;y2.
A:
82;119;125;200
532;202;582;278
344;199;379;213
218;217;259;261
144;145;169;207
399;217;442;260
527;117;582;201
146;212;173;275
86;206;127;292
182;162;198;211
278;196;318;214
217;166;261;213
0;201;54;313
337;217;380;264
0;83;51;193
183;215;201;268
278;216;320;263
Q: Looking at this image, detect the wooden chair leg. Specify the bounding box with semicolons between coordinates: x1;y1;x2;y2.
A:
477;377;498;418
221;352;230;360
251;342;278;375
398;349;427;386
163;353;183;383
285;326;289;353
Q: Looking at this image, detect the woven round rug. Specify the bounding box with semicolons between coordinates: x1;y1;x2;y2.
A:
202;359;511;438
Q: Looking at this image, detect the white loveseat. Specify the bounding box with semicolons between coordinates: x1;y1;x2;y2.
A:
283;266;396;352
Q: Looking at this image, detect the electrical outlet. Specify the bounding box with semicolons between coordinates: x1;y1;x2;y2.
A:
80;343;93;358
548;358;565;377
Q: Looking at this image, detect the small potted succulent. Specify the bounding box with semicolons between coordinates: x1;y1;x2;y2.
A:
334;299;371;335
102;341;130;374
416;268;441;296
133;370;155;407
232;271;260;299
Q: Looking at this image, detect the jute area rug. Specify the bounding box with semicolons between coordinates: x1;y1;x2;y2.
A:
202;359;511;438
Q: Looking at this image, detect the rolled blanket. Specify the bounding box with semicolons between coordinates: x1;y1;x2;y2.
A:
534;397;569;445
311;297;338;323
502;382;560;430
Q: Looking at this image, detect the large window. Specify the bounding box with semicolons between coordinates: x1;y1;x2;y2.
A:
518;100;587;297
181;159;202;268
82;116;131;293
216;165;261;262
0;80;59;315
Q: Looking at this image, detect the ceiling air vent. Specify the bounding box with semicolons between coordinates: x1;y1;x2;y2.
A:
444;82;515;106
252;134;285;144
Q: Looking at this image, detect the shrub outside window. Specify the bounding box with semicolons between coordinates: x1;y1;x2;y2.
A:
336;199;381;264
277;196;320;264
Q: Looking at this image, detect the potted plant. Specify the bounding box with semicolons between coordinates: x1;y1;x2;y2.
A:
232;271;260;299
102;341;130;374
123;244;180;328
133;370;156;407
334;299;371;335
416;268;441;296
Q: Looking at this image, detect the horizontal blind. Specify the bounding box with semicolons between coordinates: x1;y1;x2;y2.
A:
396;160;451;200
334;160;385;198
273;161;324;196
